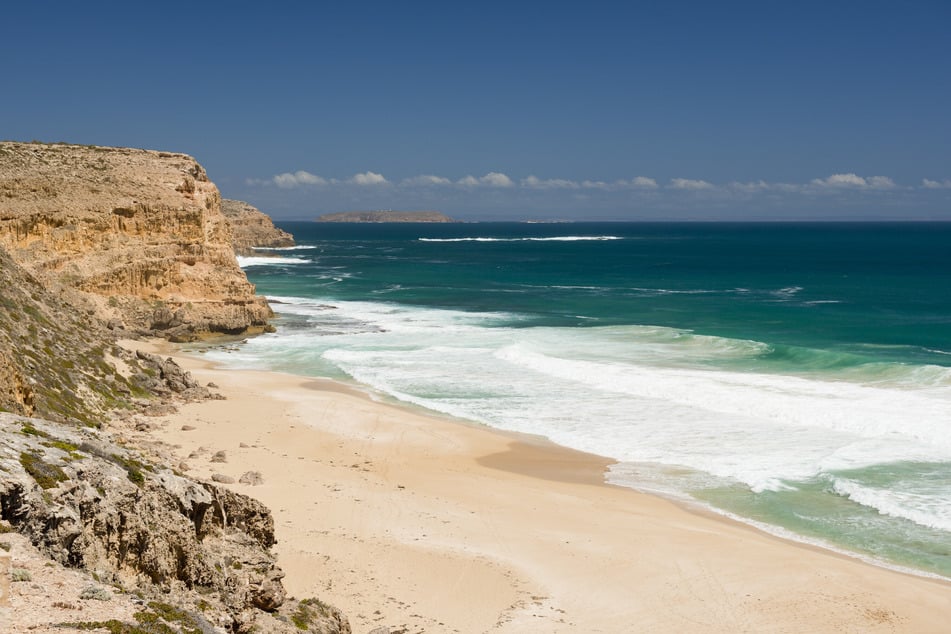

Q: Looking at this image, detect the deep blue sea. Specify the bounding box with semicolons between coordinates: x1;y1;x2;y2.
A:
211;222;951;578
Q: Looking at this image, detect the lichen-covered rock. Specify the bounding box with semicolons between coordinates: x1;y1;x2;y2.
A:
0;414;348;633
221;199;295;255
0;141;272;340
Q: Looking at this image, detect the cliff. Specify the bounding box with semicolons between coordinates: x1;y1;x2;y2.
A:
0;141;350;632
316;210;454;223
0;242;349;632
221;199;295;255
0;141;271;341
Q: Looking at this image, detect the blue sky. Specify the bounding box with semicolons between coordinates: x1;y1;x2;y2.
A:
3;1;950;220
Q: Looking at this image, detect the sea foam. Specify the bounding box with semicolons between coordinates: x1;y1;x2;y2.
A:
222;298;951;507
236;255;311;267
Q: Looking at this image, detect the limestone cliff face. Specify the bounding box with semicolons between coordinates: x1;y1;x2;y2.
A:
0;141;271;340
222;198;295;255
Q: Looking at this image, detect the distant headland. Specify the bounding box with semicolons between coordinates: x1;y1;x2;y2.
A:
316;210;455;223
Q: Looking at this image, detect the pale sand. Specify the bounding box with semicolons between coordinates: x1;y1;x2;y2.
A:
132;341;951;633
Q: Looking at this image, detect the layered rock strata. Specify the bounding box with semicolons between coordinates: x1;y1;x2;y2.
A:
221;199;295;255
0;141;271;341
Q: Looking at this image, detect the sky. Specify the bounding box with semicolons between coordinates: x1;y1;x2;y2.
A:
3;1;950;221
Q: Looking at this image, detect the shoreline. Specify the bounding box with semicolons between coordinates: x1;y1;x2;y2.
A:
129;339;951;633
185;342;951;586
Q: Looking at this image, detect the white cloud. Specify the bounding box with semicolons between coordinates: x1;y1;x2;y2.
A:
809;173;896;190
922;178;951;189
812;173;868;188
481;172;515;187
522;175;579;189
629;176;659;189
271;170;328;188
730;180;801;193
730;180;775;192
402;174;452;186
457;172;515;188
866;176;896;189
350;171;389;186
670;178;715;190
576;177;658;191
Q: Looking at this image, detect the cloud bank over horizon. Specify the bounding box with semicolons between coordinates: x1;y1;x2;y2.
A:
248;168;940;195
237;168;951;221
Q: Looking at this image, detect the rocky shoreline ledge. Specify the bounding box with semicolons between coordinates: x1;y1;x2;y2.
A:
0;141;350;633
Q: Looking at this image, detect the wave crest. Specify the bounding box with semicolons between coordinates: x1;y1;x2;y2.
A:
418;236;622;242
236;255;310;267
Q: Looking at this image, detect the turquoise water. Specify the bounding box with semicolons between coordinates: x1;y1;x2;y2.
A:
218;222;951;578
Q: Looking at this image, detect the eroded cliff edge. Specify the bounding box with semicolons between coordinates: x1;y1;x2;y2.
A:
0;141;271;341
222;199;295;255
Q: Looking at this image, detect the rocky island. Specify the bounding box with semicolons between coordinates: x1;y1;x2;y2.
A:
0;141;348;633
316;210;454;223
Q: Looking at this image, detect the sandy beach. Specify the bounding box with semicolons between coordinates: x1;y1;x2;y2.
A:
130;340;951;633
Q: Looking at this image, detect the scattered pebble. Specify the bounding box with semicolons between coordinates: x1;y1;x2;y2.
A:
239;471;264;486
211;450;227;463
211;473;235;484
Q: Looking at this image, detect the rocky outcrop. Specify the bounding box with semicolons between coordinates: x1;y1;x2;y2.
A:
221;199;295;255
316;210;454;222
0;414;350;633
0;141;272;341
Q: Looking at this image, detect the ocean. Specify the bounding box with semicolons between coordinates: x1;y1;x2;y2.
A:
211;221;951;579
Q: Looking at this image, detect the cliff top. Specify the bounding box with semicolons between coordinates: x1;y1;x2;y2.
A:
0;141;209;217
